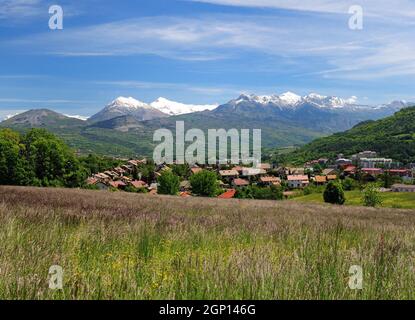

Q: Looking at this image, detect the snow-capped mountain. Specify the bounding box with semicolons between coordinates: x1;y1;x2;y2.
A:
213;91;414;133
150;97;218;116
231;92;364;110
88;97;168;123
226;91;415;112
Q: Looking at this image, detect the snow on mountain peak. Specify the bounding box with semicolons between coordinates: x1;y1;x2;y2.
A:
109;97;150;109
150;97;218;115
279;91;302;105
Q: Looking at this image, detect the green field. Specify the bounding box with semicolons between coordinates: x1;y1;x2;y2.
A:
292;191;415;209
1;186;415;300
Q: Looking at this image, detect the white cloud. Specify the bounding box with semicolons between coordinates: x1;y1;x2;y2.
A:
0;0;43;19
189;0;415;18
4;6;415;80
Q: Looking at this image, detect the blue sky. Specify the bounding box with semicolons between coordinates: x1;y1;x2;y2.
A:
1;0;415;118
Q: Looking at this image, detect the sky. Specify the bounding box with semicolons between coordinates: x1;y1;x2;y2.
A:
1;0;415;118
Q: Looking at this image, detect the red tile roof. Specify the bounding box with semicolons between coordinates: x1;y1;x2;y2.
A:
130;180;148;188
260;176;281;183
218;189;236;199
232;178;249;186
109;181;126;188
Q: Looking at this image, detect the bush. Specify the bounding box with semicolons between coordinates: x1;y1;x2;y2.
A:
236;185;283;200
342;177;357;191
362;184;383;207
323;181;345;205
189;170;219;197
157;171;180;195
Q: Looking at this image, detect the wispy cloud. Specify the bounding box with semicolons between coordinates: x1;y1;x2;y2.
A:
189;0;415;18
0;0;43;20
3;0;415;82
95;80;241;96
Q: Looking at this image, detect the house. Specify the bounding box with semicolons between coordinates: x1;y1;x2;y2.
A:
336;158;353;167
391;184;415;193
86;178;109;190
219;170;239;178
359;158;392;169
314;176;327;185
387;169;411;177
259;176;281;186
362;168;384;177
241;168;267;177
327;175;337;181
109;181;126;189
114;167;126;176
287;175;309;189
218;189;237;199
322;168;337;176
343;165;357;175
232;178;250;188
130;180;148;189
94;173;110;181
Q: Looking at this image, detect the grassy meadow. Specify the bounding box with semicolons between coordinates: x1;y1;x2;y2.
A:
0;186;415;300
293;191;415;209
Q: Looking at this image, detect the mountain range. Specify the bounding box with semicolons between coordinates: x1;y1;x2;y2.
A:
1;92;413;157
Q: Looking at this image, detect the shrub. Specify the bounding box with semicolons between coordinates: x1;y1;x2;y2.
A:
362;184;383;207
236;185;283;200
189;170;219;197
342;177;357;191
323;181;345;205
157;171;180;195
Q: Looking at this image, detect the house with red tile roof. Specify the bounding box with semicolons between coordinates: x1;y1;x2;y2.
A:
218;189;237;199
287;175;309;189
259;176;281;186
232;178;250;188
108;181;126;189
130;180;148;189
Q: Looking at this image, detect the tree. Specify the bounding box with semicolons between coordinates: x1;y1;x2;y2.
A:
379;171;394;188
171;164;190;179
363;184;383;207
342;177;357;191
189;170;219;197
157;171;180;195
323;181;346;205
0;128;86;188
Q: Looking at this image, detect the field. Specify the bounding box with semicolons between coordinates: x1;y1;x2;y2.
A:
293;191;415;209
1;186;415;300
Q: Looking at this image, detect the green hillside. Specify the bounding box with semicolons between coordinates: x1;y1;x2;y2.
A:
280;106;415;164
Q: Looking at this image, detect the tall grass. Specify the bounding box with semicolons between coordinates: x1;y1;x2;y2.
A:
0;186;414;300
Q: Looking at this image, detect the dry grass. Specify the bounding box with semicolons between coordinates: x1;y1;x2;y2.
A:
0;186;414;300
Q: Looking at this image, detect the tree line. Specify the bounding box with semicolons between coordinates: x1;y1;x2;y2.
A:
0;128;120;188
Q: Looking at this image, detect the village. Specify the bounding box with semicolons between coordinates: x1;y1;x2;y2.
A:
85;150;415;199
